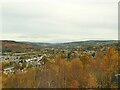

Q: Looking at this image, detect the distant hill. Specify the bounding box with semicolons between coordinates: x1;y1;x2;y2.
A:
51;40;118;49
61;40;118;46
1;40;34;53
1;40;118;52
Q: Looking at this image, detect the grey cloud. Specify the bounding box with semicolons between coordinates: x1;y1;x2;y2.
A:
1;0;118;42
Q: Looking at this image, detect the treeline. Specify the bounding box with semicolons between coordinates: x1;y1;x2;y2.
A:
2;47;118;88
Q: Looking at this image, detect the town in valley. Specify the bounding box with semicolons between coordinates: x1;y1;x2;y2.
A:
0;40;119;88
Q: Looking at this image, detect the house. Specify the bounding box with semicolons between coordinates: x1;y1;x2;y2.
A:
3;67;14;74
35;54;48;67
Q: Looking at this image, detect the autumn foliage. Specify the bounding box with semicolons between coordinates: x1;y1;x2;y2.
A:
2;47;118;88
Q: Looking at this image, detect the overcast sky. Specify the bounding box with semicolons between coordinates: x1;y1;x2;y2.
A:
0;0;118;43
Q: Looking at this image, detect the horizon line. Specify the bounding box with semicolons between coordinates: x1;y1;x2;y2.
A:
0;39;118;44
